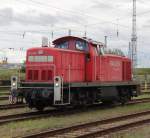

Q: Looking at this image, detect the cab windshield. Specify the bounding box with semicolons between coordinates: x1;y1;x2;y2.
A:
75;41;88;51
56;41;68;49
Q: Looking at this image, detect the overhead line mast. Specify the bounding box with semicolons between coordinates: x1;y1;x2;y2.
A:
131;0;137;75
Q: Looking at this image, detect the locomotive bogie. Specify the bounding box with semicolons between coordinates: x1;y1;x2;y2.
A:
21;82;139;110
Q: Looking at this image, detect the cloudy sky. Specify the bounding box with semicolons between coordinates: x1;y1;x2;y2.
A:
0;0;150;67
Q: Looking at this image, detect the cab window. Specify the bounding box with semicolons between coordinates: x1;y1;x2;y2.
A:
96;45;104;55
57;41;68;49
75;41;88;51
28;56;53;62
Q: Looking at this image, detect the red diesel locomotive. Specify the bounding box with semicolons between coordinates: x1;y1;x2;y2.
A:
11;36;140;110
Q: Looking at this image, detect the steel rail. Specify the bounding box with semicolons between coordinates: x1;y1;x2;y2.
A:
0;96;8;100
77;118;150;138
0;104;27;110
22;110;150;138
0;98;149;127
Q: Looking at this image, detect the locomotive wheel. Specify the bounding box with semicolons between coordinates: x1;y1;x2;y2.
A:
102;100;114;105
36;106;44;111
35;101;45;111
120;94;131;105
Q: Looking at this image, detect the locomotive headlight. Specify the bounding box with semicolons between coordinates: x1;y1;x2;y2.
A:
12;82;16;86
55;77;59;87
11;76;18;90
55;83;59;87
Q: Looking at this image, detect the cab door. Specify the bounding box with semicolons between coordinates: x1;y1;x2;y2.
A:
85;45;98;82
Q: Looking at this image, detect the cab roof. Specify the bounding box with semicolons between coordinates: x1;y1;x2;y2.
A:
53;36;105;46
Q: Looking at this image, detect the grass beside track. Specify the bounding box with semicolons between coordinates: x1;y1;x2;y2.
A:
0;107;31;117
0;69;18;80
0;102;150;138
0;69;25;80
136;68;150;75
0;89;10;97
0;93;9;96
110;124;150;138
133;94;150;99
0;89;9;105
0;89;9;93
0;100;9;105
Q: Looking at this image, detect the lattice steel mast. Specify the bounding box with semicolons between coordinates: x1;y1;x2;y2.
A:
131;0;137;71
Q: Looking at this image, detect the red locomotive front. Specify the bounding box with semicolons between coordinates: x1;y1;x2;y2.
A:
11;36;140;110
26;47;55;83
26;47;86;83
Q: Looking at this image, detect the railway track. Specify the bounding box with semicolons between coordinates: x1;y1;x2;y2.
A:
21;109;150;138
0;96;8;100
128;97;150;104
0;98;150;127
0;103;27;110
0;92;9;95
0;107;89;126
0;109;57;126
